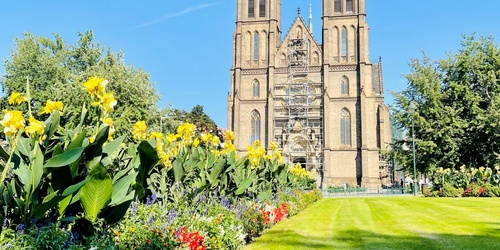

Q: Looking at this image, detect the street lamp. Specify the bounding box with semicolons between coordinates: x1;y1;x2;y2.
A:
408;101;418;196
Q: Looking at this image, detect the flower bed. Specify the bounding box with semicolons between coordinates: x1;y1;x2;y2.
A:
0;77;322;249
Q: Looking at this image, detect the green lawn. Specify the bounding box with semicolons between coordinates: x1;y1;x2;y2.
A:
244;197;500;250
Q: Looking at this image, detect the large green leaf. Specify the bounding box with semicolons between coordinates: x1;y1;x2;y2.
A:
236;176;255;195
136;141;159;188
80;175;112;222
103;135;125;156
109;173;136;206
32;143;44;190
44;147;84;168
208;157;226;185
99;198;133;225
46;109;60;139
172;158;185;182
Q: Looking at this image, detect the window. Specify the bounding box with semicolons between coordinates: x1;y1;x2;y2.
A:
334;0;341;13
341;76;349;95
252;79;260;97
253;31;259;61
251;110;261;144
346;0;353;12
340;108;351;145
341;27;347;57
248;0;255;18
259;0;266;17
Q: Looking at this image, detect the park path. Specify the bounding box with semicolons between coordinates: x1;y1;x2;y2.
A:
244;197;500;250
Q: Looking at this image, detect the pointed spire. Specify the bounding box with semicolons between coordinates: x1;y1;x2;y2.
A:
308;2;313;36
297;7;301;16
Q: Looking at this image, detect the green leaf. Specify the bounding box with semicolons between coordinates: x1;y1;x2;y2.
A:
172;158;185;182
103;135;125;156
99;198;133;225
0;144;9;162
109;173;136;206
16;137;32;157
58;195;72;218
35;192;66;218
80;176;112;222
136;141;159;188
61;179;89;196
47;109;60;139
44;147;84;168
208;157;226;185
236;177;255;195
67;131;86;150
32;143;44;190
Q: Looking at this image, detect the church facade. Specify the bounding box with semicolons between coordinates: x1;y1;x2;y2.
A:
227;0;392;188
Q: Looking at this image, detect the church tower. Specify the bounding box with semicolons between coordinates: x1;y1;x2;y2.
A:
228;0;392;188
228;0;281;148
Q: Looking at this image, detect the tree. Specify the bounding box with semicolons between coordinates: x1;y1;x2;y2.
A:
391;35;500;173
1;31;160;139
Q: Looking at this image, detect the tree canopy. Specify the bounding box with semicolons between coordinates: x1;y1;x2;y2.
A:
1;31;160;138
391;35;500;173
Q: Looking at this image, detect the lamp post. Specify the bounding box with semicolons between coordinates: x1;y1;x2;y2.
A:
408;101;418;196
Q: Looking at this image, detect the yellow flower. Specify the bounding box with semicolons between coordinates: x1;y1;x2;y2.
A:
133;121;147;140
253;140;260;147
211;135;220;146
225;130;235;141
8;92;28;105
149;131;163;141
176;123;196;141
129;227;135;233
1;110;25;137
89;135;96;143
40;100;63;115
102;117;113;127
201;133;212;144
84;77;107;96
193;138;200;147
25;116;45;137
270;141;278;151
166;133;178;143
224;141;236;152
102;92;117;113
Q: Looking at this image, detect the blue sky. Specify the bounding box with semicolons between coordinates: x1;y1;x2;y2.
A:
1;1;499;128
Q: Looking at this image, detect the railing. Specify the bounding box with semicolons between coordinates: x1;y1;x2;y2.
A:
321;187;414;197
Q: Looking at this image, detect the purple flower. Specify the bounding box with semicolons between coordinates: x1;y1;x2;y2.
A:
146;196;151;205
151;194;157;204
148;213;154;228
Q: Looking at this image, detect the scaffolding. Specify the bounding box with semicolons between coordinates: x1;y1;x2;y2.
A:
273;37;324;179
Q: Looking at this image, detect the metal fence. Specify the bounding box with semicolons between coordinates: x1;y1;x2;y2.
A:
321;187;414;198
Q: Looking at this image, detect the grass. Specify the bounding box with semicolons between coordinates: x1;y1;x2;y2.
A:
244;197;500;250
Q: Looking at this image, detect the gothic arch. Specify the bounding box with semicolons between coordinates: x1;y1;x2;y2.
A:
312;51;320;65
251;110;261;144
252;79;260;97
260;30;267;61
253;31;259;61
296;25;303;38
333;26;339;58
349;25;356;60
340;108;351;145
341;26;348;58
341;76;349;95
245;31;252;62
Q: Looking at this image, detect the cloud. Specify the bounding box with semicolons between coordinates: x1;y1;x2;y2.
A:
135;2;221;28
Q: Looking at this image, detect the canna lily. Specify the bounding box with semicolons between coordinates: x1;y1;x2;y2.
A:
225;130;235;141
8;92;28;105
133;121;147;140
1;110;25;137
84;77;107;96
102;92;117;113
25;116;45;137
40;100;63;115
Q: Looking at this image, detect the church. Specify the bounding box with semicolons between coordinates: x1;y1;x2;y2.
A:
227;0;392;188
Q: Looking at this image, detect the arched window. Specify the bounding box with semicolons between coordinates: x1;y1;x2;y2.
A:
346;0;353;13
252;79;260;97
253;31;259;61
340;108;351;145
334;0;341;13
248;0;255;18
251;110;261;144
341;76;349;95
341;27;347;57
259;0;266;17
